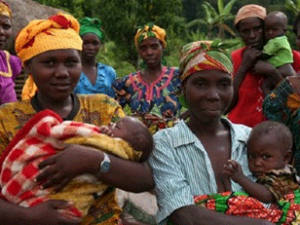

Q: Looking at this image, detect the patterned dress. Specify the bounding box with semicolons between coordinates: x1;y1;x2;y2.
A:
189;190;300;225
177;166;300;225
113;66;181;134
0;93;125;225
263;79;300;174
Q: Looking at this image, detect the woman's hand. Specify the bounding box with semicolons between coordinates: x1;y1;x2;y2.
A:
252;60;283;85
99;125;113;136
25;200;81;225
241;47;262;71
252;60;276;76
36;144;102;191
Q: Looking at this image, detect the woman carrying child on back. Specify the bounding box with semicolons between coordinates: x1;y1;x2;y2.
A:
261;11;295;94
227;5;300;127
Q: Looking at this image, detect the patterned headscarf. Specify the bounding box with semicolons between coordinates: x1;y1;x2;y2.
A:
79;17;105;42
0;0;11;18
234;4;267;26
179;40;233;82
134;23;167;49
15;13;82;63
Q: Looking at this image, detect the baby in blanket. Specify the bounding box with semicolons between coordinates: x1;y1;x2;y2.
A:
184;121;300;225
0;109;153;221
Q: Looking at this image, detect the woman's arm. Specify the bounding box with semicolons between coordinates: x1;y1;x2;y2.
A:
226;48;261;113
106;66;117;98
251;60;284;96
170;205;274;225
0;198;81;225
96;154;154;192
229;175;275;203
37;145;154;193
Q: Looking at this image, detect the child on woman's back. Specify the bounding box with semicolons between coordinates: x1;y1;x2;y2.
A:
224;121;299;203
261;11;295;95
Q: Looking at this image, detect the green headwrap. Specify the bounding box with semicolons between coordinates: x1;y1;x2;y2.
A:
79;17;105;42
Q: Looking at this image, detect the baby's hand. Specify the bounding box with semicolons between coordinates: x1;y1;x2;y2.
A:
99;125;113;137
223;160;244;182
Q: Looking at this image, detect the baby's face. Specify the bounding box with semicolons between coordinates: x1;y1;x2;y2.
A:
264;16;286;41
108;117;141;143
247;134;287;177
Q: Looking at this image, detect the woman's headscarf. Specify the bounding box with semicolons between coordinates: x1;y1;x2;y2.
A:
179;40;233;82
79;17;105;42
0;0;11;18
15;13;82;63
15;13;83;100
134;23;167;49
234;4;267;27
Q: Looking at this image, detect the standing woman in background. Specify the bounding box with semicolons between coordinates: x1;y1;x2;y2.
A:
74;17;116;97
0;0;22;104
113;23;181;134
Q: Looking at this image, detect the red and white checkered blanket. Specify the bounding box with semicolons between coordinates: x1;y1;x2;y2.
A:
0;109;138;218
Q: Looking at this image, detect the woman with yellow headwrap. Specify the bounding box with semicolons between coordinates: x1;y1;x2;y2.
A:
0;0;22;105
149;40;274;225
0;13;154;225
113;23;181;134
73;17;116;97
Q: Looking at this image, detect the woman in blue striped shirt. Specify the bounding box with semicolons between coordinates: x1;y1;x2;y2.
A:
149;40;273;225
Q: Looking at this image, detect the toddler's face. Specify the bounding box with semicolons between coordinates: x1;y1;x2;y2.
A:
247;133;288;177
264;17;286;41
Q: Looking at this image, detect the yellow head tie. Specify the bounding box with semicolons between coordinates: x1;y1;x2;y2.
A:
134;23;166;49
15;13;82;63
0;1;12;18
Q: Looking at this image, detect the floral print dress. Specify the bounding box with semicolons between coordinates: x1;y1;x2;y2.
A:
113;66;181;134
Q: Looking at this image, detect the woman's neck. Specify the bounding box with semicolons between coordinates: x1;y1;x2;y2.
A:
187;115;226;137
82;57;97;67
36;93;73;118
141;64;163;83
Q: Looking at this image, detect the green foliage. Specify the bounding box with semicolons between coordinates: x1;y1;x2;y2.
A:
96;41;135;78
187;0;237;39
32;0;300;75
32;0;86;18
285;0;300;16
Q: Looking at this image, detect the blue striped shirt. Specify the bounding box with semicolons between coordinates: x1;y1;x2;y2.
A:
149;119;253;224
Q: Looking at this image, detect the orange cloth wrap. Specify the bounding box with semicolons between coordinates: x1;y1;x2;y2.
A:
234;4;267;26
15;13;82;63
